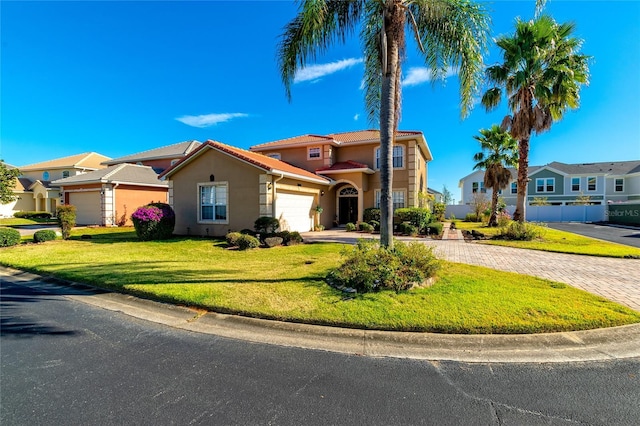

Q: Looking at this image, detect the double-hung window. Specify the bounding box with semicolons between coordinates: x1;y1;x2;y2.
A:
375;145;404;169
308;147;321;160
614;178;624;192
199;182;228;223
374;190;406;210
472;182;486;193
536;178;554;193
587;176;596;191
510;182;517;194
571;177;580;192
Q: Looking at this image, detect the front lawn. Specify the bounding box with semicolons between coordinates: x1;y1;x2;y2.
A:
2;227;638;333
455;221;640;258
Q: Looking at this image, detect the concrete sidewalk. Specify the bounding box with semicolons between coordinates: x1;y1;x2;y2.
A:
301;229;640;312
2;267;640;363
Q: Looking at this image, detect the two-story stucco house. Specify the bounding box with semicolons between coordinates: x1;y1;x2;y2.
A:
1;152;111;218
160;130;433;236
459;160;640;206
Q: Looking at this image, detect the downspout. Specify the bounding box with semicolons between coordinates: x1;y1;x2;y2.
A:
271;173;284;218
111;182;120;226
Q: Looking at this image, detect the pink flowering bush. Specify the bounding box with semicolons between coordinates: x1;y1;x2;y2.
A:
131;202;175;240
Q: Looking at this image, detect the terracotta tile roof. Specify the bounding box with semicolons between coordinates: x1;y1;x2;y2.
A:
19;152;111;171
161;140;330;184
251;129;424;151
52;163;167;187
102;140;201;165
328;129;422;143
250;134;333;150
316;161;374;174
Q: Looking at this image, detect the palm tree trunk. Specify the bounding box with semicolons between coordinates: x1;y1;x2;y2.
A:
513;137;530;222
379;3;402;249
489;186;499;227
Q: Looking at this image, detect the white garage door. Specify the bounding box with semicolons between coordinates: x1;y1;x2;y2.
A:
68;191;102;225
275;191;314;232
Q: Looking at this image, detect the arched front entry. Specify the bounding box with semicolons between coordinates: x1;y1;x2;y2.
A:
337;186;358;224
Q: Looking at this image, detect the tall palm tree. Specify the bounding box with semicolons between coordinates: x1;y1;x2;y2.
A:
481;15;590;222
278;0;489;248
472;125;518;227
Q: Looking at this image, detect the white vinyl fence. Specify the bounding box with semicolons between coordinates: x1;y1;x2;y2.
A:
445;204;607;223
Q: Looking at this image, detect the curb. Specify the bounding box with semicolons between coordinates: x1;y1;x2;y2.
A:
3;266;640;363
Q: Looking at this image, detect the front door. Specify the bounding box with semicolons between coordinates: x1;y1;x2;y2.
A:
338;195;358;224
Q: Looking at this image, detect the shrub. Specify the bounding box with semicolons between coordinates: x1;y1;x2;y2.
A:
363;208;381;223
240;229;257;236
325;240;441;293
254;216;280;234
33;229;57;243
283;231;303;245
369;220;380;232
345;222;356;232
56;205;76;240
395;207;430;232
497;211;511;228
131;203;175;241
358;222;374;233
236;234;260;250
147;202;175;239
264;236;284;248
225;232;243;247
432;202;446;222
465;213;481;222
496;221;546;241
14;211;53;219
0;227;21;247
397;222;418;236
427;222;443;236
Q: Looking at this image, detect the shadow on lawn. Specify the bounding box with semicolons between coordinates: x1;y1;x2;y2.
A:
28;260;327;287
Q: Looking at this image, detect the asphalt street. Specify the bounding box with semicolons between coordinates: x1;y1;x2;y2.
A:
2;274;640;425
545;222;640;248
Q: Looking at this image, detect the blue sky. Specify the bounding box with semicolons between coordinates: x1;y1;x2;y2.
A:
2;1;639;203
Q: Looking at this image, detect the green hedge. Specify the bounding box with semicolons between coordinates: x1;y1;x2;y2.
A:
14;211;52;219
0;227;21;247
33;229;57;243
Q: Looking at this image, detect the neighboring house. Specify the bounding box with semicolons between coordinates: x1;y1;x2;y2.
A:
101;140;201;174
459;161;640;206
428;187;443;204
160;130;433;236
251;129;432;227
2;152;111;217
52;163;168;226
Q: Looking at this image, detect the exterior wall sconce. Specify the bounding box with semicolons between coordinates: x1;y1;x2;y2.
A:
209;174;215;182
267;183;273;190
320;190;325;196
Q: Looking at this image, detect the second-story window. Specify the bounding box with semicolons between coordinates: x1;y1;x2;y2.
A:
62;170;70;178
267;153;281;160
571;177;580;191
472;182;486;193
587;176;596;191
308;147;321;160
536;178;554;193
615;178;624;192
510;182;517;194
375;145;404;169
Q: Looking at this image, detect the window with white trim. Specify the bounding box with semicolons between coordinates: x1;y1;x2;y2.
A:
536;178;554;193
571;177;580;191
472;181;486;193
510;182;517;194
307;147;321;160
615;178;624;192
199;182;228;223
374;190;406;210
374;145;404;169
587;176;596;191
62;170;70;178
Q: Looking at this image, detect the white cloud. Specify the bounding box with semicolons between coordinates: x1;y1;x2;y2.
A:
354;114;360;121
402;66;457;87
175;113;248;128
294;58;363;83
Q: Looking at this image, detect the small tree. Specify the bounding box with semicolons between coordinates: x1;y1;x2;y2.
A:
0;161;20;204
470;192;490;222
575;192;592;205
530;197;550;206
56;205;76;240
441;185;454;205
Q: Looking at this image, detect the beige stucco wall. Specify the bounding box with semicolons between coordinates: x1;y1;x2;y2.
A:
169;148;263;237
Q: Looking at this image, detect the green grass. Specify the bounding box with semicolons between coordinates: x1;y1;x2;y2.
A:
455;221;640;258
1;226;639;334
0;217;57;226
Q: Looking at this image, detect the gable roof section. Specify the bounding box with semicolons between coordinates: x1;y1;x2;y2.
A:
250;129;430;158
541;161;640;176
161;140;331;185
20;152;111;171
102;140;202;165
52;164;167;187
